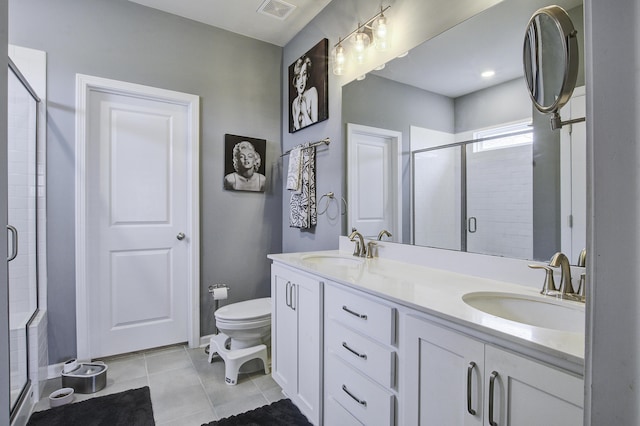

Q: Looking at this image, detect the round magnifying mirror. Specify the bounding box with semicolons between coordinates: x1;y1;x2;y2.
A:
523;5;578;114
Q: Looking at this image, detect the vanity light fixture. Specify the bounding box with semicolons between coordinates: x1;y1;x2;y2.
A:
332;5;391;75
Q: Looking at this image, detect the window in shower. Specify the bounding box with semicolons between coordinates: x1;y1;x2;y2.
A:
8;60;40;414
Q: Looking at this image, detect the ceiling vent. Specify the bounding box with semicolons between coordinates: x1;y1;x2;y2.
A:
257;0;296;20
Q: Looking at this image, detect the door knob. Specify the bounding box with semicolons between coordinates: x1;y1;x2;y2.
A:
176;232;185;240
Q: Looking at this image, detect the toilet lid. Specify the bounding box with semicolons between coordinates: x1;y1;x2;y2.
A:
215;297;271;321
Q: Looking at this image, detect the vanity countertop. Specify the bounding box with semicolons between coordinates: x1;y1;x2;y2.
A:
268;250;585;368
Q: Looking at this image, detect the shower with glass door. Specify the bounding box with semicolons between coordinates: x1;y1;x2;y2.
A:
7;57;41;418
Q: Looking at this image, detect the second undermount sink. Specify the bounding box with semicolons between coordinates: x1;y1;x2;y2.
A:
462;291;585;333
300;254;365;267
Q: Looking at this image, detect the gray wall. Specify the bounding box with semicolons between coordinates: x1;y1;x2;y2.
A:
1;0;9;423
454;78;530;133
9;0;283;363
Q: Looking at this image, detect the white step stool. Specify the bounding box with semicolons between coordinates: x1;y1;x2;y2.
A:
208;333;270;385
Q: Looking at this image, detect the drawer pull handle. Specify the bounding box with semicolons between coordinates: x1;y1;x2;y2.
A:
342;342;367;359
488;370;499;426
342;305;367;320
342;384;367;407
466;362;477;416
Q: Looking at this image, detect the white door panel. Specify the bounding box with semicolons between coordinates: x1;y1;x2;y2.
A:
77;75;199;359
347;124;402;241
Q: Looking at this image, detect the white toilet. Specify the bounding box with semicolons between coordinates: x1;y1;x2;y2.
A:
208;297;271;385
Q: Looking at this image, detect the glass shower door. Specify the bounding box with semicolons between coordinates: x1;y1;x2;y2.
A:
7;62;39;413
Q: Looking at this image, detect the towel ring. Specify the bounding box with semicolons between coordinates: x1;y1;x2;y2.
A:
318;192;347;218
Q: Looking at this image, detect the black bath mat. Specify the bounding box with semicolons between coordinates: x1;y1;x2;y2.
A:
27;386;155;426
203;398;312;426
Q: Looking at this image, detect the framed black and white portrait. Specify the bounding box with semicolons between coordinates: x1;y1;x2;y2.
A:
223;134;267;193
288;38;329;133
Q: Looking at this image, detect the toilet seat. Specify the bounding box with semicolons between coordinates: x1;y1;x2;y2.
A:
214;297;271;321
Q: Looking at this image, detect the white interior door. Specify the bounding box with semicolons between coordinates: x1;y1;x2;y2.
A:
76;75;200;359
347;124;402;240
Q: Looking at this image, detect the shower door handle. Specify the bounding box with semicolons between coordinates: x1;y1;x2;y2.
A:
7;225;18;262
468;217;477;233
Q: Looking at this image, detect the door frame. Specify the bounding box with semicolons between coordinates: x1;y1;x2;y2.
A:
346;123;403;240
75;74;200;360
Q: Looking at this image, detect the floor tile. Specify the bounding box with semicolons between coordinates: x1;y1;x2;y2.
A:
213;393;270;420
151;383;212;424
157;407;218;426
145;347;192;375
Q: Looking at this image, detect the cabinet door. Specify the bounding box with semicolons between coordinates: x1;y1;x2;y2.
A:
271;267;299;396
484;346;583;426
403;316;484;426
295;273;322;423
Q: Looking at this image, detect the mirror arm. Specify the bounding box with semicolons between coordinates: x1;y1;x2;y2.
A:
550;112;586;130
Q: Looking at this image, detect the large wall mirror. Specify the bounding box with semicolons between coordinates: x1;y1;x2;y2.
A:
343;0;585;264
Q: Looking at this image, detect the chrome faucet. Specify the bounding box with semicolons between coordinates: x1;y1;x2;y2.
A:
377;229;392;241
348;229;366;257
549;252;581;301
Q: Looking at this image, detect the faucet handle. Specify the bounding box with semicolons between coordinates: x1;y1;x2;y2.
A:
366;241;377;259
528;264;558;295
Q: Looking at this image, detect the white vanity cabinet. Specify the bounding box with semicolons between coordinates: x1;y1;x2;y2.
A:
323;283;398;425
403;315;584;426
271;263;323;425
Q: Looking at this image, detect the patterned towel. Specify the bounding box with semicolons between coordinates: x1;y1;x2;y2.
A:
286;145;303;192
289;143;317;229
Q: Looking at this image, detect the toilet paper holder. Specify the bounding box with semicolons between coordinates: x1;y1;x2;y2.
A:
208;283;230;293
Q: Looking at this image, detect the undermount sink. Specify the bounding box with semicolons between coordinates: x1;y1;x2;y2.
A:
462;291;585;333
300;254;365;267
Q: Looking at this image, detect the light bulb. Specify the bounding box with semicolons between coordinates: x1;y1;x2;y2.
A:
373;14;388;51
352;31;370;64
332;43;346;75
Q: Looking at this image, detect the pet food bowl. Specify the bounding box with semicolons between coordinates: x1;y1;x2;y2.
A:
49;387;74;407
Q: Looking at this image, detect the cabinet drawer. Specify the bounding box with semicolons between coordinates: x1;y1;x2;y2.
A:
325;284;395;345
325;395;363;426
326;319;395;388
326;354;395;425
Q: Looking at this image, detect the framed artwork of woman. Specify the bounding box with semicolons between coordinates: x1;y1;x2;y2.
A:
288;38;329;133
223;134;267;193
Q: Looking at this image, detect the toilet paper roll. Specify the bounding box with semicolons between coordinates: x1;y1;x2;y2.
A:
211;287;228;301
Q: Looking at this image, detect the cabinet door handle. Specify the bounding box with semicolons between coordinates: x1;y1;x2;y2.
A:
285;281;291;308
488;370;499;426
291;283;296;311
342;305;367;320
342;342;367;359
466;361;477;416
342;384;367;406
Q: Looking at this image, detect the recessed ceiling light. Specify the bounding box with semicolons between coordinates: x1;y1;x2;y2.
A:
397;51;409;58
357;74;366;81
374;64;386;71
481;70;495;78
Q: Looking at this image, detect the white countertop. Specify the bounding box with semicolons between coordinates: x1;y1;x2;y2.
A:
268;250;585;368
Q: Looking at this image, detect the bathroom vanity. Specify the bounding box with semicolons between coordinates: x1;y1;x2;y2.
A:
269;242;585;425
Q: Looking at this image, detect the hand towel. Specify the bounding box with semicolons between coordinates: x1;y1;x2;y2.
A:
289;143;317;229
286;145;303;192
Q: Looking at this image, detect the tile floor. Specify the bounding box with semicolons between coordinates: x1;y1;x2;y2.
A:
33;344;284;425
